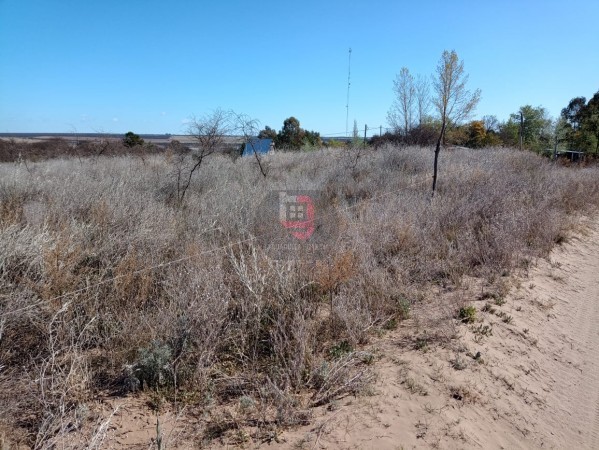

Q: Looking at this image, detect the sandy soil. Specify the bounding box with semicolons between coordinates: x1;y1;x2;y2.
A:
68;218;599;449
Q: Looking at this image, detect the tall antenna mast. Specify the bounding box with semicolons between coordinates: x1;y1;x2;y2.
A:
345;48;352;137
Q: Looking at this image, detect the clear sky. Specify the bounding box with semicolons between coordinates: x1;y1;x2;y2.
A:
1;0;597;136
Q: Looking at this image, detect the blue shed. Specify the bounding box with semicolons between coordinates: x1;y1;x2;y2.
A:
242;138;273;157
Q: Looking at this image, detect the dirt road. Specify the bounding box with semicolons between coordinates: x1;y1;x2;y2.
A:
531;222;599;448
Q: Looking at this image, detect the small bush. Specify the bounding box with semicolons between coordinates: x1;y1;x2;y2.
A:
471;324;493;337
458;306;477;323
414;334;429;352
329;340;353;359
134;341;173;389
394;295;411;320
497;311;513;324
481;303;496;314
450;355;468;371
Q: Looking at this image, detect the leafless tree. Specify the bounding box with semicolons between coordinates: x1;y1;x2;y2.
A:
232;111;268;177
415;74;430;126
176;109;232;204
431;50;481;194
387;67;415;135
90;130;113;159
482;115;500;133
174;109;266;205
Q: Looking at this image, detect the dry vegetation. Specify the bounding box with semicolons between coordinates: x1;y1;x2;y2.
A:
1;141;599;447
0;137;161;164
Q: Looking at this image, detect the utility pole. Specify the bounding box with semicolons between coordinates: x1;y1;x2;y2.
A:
364;124;367;147
519;111;524;151
380;125;382;136
345;48;352;137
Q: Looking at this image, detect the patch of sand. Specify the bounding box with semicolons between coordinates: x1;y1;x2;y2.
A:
281;218;599;449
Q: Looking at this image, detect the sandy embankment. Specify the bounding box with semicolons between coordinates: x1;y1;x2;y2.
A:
278;218;599;449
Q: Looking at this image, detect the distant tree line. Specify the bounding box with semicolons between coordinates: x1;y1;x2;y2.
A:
259;89;598;156
0;131;160;163
376;101;599;156
382;58;599;157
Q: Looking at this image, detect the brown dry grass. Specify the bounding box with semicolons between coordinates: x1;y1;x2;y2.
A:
1;144;599;447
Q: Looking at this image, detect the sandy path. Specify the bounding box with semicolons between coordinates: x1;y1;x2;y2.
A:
279;219;599;449
530;223;599;448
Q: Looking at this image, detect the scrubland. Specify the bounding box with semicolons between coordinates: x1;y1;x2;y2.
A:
1;143;599;447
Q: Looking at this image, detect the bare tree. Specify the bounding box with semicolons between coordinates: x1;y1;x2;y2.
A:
482;115;499;133
176;109;232;204
174;109;266;205
232;111;268;177
387;67;415;135
415;74;430;126
431;50;481;194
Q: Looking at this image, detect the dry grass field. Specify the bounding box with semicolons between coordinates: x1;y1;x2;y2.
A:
1;143;599;448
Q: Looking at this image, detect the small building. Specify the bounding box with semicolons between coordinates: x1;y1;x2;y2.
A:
242;138;273;157
556;150;585;163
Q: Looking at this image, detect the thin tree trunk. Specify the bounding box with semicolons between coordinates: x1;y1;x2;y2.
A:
432;121;446;196
251;144;268;177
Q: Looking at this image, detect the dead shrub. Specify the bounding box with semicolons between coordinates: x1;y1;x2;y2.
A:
0;188;25;227
309;352;375;407
113;250;160;308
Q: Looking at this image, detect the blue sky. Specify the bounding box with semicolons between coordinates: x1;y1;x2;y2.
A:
1;0;597;136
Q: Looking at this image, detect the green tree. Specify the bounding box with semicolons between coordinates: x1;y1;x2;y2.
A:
482;130;502;147
561;97;586;131
561;96;588;151
508;105;552;153
561;92;599;154
304;130;323;147
257;126;277;140
580;92;599;154
261;117;322;150
498;119;519;147
466;120;486;148
552;117;570;157
277;117;305;149
480;115;502;146
123;131;144;148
